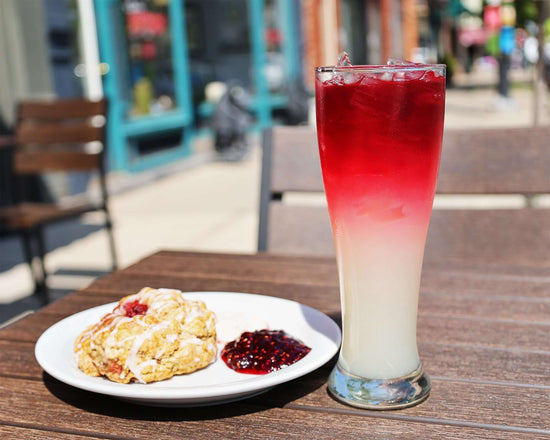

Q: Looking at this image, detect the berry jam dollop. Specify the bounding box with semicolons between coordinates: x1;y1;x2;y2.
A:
122;300;148;317
221;329;311;374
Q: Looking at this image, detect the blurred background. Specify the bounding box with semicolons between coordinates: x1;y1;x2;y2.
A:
0;0;549;314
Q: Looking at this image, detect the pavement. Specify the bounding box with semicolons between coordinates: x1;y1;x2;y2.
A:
1;67;549;324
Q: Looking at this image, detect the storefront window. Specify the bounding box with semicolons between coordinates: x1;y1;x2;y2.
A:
185;3;206;57
264;0;285;92
217;0;250;53
123;0;175;116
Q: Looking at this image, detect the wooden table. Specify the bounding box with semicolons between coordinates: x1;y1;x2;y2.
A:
1;251;548;439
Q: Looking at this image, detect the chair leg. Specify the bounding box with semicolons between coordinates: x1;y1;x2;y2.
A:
104;209;118;271
34;226;50;304
20;231;42;296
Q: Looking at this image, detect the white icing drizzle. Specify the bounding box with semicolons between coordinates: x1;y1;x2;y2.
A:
75;287;217;383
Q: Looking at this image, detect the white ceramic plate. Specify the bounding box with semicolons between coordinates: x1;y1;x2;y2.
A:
35;291;341;406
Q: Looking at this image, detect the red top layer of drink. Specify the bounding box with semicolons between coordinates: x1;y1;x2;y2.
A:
316;69;446;226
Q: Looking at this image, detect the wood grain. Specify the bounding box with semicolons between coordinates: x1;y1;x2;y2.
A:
438;126;550;194
1;251;548;439
2;97;115;298
262;370;550;432
16;123;103;145
14;150;101;173
0;426;109;440
0;377;548;440
17;99;106;120
0;202;102;229
264;125;550;195
269;126;323;194
3;336;549;390
264;203;550;269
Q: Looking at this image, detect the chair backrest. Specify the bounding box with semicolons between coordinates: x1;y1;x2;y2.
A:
258;125;550;261
14;98;107;175
257;126;326;253
266;126;324;196
437;126;550;194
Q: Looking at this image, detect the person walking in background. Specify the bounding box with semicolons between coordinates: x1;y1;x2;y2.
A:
485;0;517;109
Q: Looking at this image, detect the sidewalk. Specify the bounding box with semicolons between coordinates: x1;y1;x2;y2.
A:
1;70;549;316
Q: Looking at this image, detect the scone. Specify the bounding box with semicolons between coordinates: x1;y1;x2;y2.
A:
74;287;217;383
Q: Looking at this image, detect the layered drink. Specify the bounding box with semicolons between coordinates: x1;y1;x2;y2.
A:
315;62;445;408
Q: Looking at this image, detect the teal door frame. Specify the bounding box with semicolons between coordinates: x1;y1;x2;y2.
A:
248;0;300;129
95;0;194;172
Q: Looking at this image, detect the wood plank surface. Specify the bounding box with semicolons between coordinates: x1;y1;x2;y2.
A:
438;126;550;194
3;336;549;390
426;209;550;268
265;203;550;268
17;98;106;120
5;279;546;326
265;125;550;196
128;250;550;281
0;202;101;229
0;426;109;440
3;291;548;353
120;251;339;285
268;126;323;193
0;377;548;440
273;373;550;433
420;269;550;299
89;254;550;301
14;150;101;173
17;123;103;145
419;291;550;323
1;251;548;439
0;341;41;379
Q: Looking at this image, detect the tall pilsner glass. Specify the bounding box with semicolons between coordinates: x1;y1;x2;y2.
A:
315;64;446;409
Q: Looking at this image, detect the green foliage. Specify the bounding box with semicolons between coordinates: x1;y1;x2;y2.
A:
441;52;457;75
514;0;537;27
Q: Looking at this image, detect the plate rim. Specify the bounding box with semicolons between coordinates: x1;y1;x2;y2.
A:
35;291;341;404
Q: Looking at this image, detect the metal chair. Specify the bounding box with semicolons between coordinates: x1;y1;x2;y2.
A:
0;98;118;303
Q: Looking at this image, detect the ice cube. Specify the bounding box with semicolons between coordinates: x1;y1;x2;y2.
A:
404;70;428;81
387;58;411;66
344;72;363;85
338;51;352;67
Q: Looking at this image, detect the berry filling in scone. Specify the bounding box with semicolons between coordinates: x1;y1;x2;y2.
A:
74;287;217;384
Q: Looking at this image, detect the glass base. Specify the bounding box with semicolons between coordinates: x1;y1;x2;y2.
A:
328;363;431;410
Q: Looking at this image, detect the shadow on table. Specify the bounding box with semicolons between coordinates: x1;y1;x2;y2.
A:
0;288;75;327
0;268;110;329
0;218;103;273
43;365;332;421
